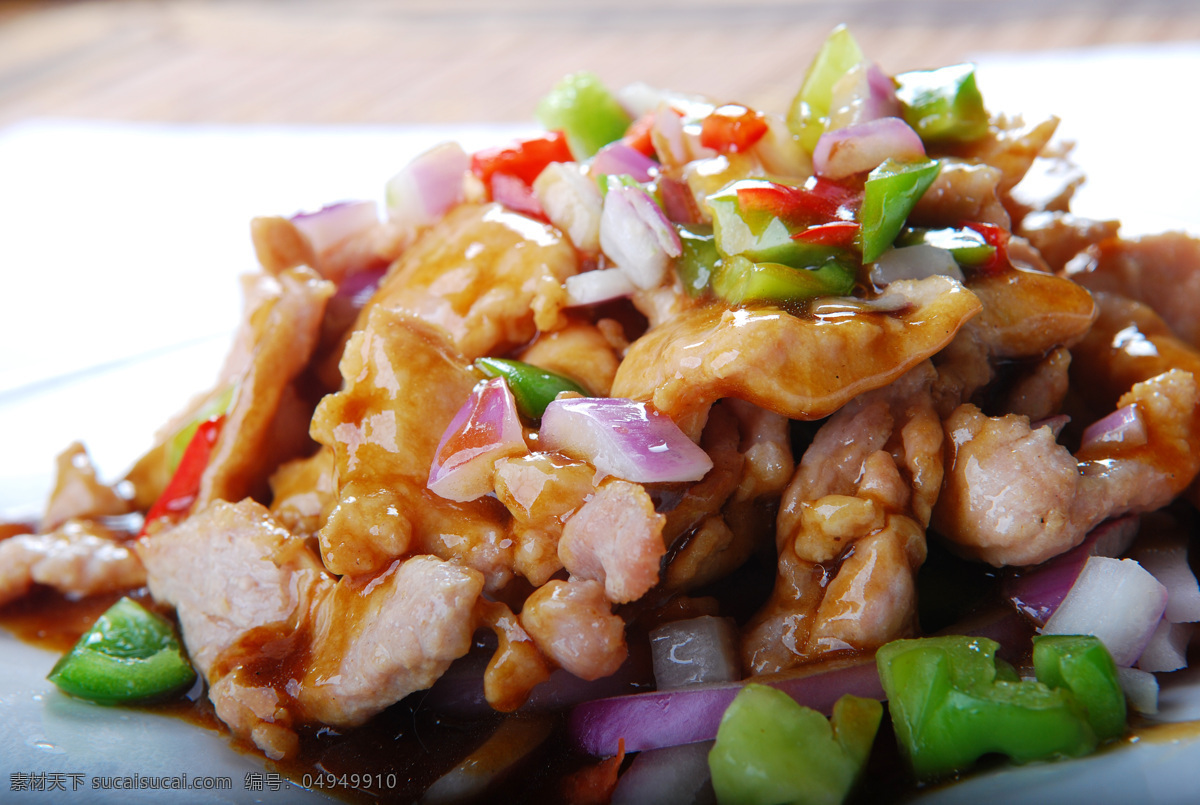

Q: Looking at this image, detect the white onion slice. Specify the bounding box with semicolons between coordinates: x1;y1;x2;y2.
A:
600;184;682;290
533;161;603;252
384;141;469;227
1042;556;1168;667
564;268;637;307
869;244;964;288
428;378;529;502
812;116;925;180
1131;531;1200;623
540;397;712;484
290;200;379;257
1080;404;1148;452
1137;619;1192;673
1116;666;1159;715
650;616;740;691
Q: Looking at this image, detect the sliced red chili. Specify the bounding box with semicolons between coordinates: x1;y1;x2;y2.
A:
622;112;658;159
736;176;862;228
793;220;861;249
699;104;769;153
140;415;224;536
962;221;1011;273
470;131;574;187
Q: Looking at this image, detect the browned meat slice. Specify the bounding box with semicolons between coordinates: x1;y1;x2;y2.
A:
1001;346;1072;421
41;442;129;531
1017;211;1119;273
310;305;491;578
558;478;667;604
268;446;338;538
519;578;628;681
611;275;981;436
743;362;941;673
250;214;409;284
934;293;1200;566
0;520;145;607
363;202;579;358
911;160;1009;230
139;499;487;759
1065;232;1200;348
517;317;622;396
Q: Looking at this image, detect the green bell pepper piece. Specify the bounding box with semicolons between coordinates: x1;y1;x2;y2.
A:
1032;634;1126;742
709;180;805;264
709;684;881;805
877;635;1099;781
895;64;989;145
677;224;721;298
713;255;855;307
473;357;587;420
897;226;995;268
536;71;632;160
48;597;196;705
786;25;866;153
858;158;941;263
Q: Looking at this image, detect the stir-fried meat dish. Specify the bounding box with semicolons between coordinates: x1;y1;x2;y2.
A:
5;26;1200;804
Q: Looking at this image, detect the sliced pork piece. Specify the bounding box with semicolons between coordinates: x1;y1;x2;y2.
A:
362;202;579;359
910;160;1009;230
0;520;145;607
611;275;981;437
743;362;941;673
41;442;129;531
517;317;622;397
1065;232;1200;349
519;578;628;681
1017;211;1119;273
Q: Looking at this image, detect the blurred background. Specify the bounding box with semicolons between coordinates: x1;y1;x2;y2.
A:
2;0;1199;127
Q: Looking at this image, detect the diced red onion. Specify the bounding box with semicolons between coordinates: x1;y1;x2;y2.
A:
650;616;740;691
1136;619;1192;673
428;378;529;502
657;176;702;225
564;269;637;307
1004;516;1141;626
1131;532;1200;623
610;741;715;805
1080;404;1148;452
591;142;658;183
569;659;882;756
322;267;387;338
1117;666;1159;715
1042;555;1168;667
384;141;469;227
828;62;901;131
600;185;682;290
533;161;603;252
869;244;963;288
290;200;380;256
540;397;712;484
812;117;925;180
489;171;544;218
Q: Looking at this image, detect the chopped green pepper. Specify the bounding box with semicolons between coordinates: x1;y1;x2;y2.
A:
858;158;941;263
1032;634;1126;742
536;71;632;160
895;64;989;145
676;224;721;298
877;635;1110;781
786;25;866;153
48;597;196;705
473;357;587;420
712;255;855;306
708;684;881;805
896;226;995;268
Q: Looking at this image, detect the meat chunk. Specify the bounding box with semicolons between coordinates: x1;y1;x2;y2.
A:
363;202;579;358
558;479;667;604
520;578;627;681
611;275;981;436
517;317;622;397
911;160;1009;230
0;520;145;608
41;442;129;530
310;306;513;582
1017;211;1119;273
268;446;338;538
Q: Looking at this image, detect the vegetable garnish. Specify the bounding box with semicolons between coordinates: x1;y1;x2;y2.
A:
876;634;1124;780
473;357;588;421
536;71;633;160
48;597;196;705
140;413;225;536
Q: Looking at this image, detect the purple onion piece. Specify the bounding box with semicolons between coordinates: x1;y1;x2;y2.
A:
599;184;682;290
290;200;379;256
428;378;528;502
539;397;712;484
1080;403;1147;451
812;116;924;180
591;141;659;183
384;141;469;226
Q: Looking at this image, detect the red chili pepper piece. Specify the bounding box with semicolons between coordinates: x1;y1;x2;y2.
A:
140;415;225;535
792;220;861;249
622;112;658;159
737;177;862;228
700;104;769;153
962;221;1010;273
470;131;574;187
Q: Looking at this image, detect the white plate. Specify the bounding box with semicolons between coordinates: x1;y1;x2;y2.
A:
2;44;1199;803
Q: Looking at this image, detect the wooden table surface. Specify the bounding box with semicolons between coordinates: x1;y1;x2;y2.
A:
2;0;1199;128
